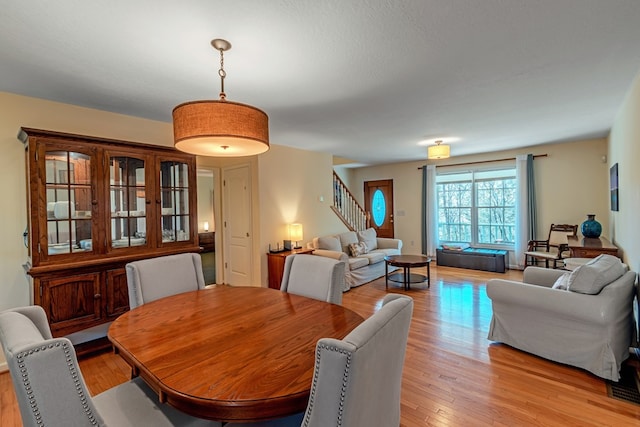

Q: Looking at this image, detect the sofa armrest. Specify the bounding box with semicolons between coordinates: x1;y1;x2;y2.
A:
377;238;402;251
313;249;349;263
487;279;620;325
522;266;566;287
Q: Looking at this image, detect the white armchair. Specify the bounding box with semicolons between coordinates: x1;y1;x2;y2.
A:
487;257;636;381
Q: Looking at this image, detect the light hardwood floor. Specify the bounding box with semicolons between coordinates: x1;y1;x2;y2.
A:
2;265;640;426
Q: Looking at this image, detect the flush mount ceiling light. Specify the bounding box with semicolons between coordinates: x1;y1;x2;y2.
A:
172;39;269;157
427;140;450;159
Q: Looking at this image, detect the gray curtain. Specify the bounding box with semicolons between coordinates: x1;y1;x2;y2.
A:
527;154;537;240
421;166;428;255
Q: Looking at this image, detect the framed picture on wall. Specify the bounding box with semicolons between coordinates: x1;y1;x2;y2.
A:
610;163;619;211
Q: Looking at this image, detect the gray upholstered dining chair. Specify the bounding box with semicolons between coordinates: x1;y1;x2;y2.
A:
0;305;217;427
228;293;414;427
280;254;345;305
125;252;206;309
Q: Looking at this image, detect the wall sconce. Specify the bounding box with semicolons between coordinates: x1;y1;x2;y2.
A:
289;223;303;249
203;221;209;232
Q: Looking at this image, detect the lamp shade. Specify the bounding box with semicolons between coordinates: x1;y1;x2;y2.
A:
173;100;269;157
427;143;450;159
289;223;303;242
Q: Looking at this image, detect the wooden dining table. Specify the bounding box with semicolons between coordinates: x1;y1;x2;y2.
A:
107;285;364;423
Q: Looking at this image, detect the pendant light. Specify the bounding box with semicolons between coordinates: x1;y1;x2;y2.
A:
172;39;269;157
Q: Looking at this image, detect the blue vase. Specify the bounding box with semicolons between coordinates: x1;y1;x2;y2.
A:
581;214;602;238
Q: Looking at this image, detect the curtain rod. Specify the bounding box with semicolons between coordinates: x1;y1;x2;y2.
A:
417;154;547;169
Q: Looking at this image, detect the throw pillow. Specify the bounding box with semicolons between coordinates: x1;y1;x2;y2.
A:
338;231;359;254
357;228;378;251
316;236;342;252
348;242;369;257
551;273;570;290
567;254;626;294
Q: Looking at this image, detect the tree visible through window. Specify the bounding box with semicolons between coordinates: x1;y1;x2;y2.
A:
436;169;516;246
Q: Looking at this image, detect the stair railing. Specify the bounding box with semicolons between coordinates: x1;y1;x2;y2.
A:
332;172;369;232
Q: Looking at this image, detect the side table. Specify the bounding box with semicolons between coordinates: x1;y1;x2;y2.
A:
266;248;315;289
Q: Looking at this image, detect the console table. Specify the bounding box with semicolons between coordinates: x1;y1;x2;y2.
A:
567;236;619;258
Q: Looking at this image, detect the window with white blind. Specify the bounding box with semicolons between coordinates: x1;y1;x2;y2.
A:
436;168;516;247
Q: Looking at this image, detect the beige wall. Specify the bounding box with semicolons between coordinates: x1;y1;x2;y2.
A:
348;138;610;264
258;145;346;286
609;71;640;272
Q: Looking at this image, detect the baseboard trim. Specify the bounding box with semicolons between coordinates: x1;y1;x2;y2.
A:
0;361;7;373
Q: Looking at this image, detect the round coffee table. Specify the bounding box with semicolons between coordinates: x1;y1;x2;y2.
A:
384;254;431;290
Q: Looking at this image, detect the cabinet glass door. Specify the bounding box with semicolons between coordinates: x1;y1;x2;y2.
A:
109;156;147;248
45;151;93;255
159;160;190;243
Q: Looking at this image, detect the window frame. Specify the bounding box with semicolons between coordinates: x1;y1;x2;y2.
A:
436;167;517;249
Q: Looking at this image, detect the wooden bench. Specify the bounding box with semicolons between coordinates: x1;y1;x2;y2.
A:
436;247;507;273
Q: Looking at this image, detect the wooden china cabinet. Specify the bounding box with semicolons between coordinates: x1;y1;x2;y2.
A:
19;128;199;351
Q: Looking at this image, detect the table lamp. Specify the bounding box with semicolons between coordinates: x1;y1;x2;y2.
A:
289;223;303;249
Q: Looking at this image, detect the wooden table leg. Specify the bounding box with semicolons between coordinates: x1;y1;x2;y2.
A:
385;261;389;290
404;266;410;291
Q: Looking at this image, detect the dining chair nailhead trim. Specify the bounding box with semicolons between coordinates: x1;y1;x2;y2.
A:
16;341;100;426
303;343;352;426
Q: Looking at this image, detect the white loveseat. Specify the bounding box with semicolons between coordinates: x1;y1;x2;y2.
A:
310;228;402;291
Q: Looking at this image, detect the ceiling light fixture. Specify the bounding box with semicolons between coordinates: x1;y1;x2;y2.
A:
172;39;269;157
427;140;450;159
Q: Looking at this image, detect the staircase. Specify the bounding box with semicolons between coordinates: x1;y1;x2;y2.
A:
332;172;369;232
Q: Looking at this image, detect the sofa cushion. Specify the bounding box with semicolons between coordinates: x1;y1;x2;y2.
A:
361;251;385;265
338;231;359;254
349;242;369;257
567;254;626;294
348;257;369;270
357;228;378;251
373;247;401;257
316;235;342;252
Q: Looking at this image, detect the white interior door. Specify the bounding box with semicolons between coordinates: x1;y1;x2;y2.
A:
222;165;253;285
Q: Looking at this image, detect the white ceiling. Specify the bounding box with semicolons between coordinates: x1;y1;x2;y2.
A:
2;0;640;166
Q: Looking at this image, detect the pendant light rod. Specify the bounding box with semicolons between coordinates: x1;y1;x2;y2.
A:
211;39;231;100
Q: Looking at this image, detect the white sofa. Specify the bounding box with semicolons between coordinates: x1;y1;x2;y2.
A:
310;228;402;291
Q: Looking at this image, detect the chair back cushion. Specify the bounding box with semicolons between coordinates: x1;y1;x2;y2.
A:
302;294;413;426
126;253;206;308
281;254;345;304
548;230;570;247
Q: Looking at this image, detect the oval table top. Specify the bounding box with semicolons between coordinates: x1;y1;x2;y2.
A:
108;285;364;423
